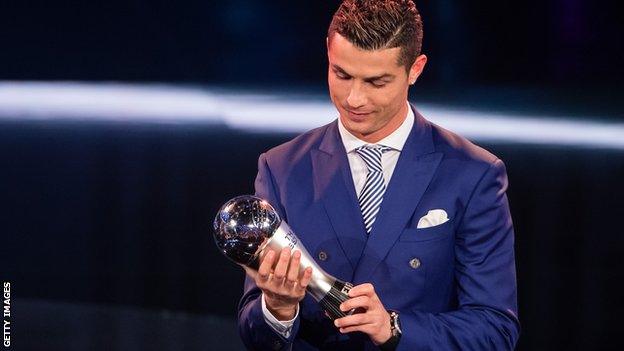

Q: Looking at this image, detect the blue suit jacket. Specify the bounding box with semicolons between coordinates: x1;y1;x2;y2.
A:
238;105;520;350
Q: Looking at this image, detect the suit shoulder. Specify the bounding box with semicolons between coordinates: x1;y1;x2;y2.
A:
428;122;510;198
261;121;333;167
430;122;501;167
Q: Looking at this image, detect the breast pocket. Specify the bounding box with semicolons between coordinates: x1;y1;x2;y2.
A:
398;220;454;242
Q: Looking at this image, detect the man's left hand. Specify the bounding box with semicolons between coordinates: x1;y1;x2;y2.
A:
334;283;392;345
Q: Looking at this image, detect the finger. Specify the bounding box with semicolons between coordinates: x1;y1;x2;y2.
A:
272;247;291;282
339;323;375;334
334;313;369;328
257;250;275;280
298;267;313;291
348;283;375;298
285;250;301;286
339;296;370;312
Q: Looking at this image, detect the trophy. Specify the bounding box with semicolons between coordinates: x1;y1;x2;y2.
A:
213;195;357;319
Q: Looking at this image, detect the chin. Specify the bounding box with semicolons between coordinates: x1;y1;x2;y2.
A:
347;124;374;138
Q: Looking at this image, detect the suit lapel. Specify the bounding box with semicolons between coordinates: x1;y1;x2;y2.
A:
312;122;367;271
354;106;443;282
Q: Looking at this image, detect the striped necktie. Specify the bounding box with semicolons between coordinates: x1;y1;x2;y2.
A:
355;145;392;234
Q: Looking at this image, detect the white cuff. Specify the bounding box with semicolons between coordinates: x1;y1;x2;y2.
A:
261;292;299;339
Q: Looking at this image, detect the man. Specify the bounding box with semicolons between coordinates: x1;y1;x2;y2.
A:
238;1;520;350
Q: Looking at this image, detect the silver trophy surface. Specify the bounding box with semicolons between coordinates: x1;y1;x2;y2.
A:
213;195;356;319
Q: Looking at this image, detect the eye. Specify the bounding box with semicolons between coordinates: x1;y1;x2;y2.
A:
333;70;351;80
337;73;351;80
369;81;386;88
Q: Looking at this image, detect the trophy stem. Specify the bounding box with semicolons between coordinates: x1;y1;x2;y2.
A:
318;279;356;320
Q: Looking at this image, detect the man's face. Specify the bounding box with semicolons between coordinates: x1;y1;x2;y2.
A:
327;33;426;143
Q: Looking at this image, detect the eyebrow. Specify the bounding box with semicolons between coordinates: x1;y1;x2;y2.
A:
331;64;395;81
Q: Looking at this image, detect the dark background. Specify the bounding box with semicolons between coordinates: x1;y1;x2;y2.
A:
1;0;624;350
2;0;623;110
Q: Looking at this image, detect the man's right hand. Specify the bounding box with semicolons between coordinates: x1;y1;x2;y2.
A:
243;247;313;321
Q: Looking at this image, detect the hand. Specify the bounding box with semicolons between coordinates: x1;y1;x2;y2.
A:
243;248;313;321
333;283;392;345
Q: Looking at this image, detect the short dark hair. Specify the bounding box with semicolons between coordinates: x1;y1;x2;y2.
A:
328;0;424;70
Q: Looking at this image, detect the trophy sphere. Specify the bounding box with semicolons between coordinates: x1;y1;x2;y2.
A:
213;195;281;266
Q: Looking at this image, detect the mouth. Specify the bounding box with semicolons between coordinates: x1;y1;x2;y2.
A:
346;109;373;120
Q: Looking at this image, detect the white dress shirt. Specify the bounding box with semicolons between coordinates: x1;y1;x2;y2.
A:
261;101;414;337
338;101;414;196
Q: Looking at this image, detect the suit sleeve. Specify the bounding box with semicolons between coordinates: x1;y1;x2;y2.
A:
397;159;520;350
237;153;301;351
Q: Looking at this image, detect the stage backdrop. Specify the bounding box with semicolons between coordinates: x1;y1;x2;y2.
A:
2;118;623;350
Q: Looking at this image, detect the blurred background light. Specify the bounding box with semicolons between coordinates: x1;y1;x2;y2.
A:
2;81;622;149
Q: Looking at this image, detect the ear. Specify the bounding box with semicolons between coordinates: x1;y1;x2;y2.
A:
408;54;428;85
326;36;331;59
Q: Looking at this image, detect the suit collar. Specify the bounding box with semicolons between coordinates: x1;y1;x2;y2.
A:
406;102;436;157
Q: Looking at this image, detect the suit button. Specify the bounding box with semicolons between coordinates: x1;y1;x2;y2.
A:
409;258;421;269
318;251;328;261
272;340;282;350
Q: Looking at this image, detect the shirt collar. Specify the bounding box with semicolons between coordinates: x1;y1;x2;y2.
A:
338;101;414;153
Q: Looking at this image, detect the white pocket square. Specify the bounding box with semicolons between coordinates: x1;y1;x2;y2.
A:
417;209;449;229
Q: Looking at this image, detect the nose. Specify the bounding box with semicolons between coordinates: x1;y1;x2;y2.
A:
346;82;367;109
